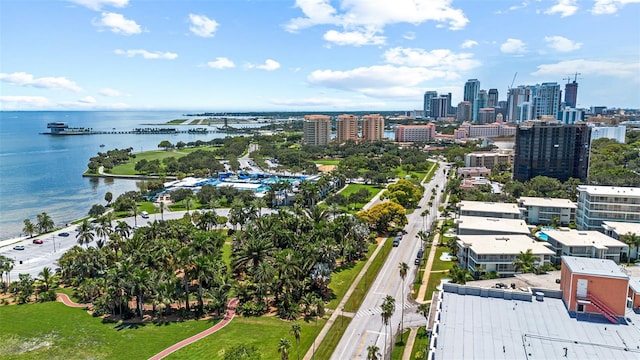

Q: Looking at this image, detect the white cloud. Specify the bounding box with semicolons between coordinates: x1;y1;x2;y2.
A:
99;88;126;97
460;40;478;49
206;57;235;69
78;96;97;103
544;35;582;52
114;49;178;59
188;14;219;37
246;59;280;71
403;32;415;40
0;96;52;109
68;0;128;11
545;0;579;17
323;29;385;46
500;38;527;54
94;12;141;35
531;59;640;78
286;0;469;39
0;72;82;91
383;47;480;72
592;0;640;14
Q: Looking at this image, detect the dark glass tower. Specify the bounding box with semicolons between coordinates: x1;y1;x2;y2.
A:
564;81;578;108
513;121;591;182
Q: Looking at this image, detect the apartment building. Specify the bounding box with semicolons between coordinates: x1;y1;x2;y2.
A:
336;114;359;143
456;216;530;236
458;200;521;219
464;150;513;169
576;185;640;230
541;228;628;265
394;123;436;142
517;197;576;226
303;115;332;146
361;114;384;141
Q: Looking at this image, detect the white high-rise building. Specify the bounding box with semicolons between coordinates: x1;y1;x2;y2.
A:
576;185;640;231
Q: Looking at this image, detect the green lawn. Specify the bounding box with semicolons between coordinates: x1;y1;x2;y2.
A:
326;244;376;310
167;119;188;124
314;159;341;165
423;271;449;302
137;201;158;214
108;147;217;176
343;238;392;313
168;316;327;360
314;315;351;360
391;329;411;359
338;184;384;213
222;243;232;272
430;247;455;272
410;327;431;360
0;302;213;360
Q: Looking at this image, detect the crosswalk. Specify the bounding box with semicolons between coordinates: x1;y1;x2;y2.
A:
355;303;416;318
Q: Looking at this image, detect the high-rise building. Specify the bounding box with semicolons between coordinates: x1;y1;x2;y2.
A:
395;124;436;142
303;115;331;146
564;80;578;108
513;121;591;182
473;90;487;122
336;114;359;143
456;101;472;122
478;108;496;124
464;79;480;121
487;88;499;108
361;114;385;141
532;82;561;119
423;91;438;116
446;92;453;115
430;96;450;119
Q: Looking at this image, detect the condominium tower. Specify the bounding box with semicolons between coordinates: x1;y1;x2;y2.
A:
303;115;331;146
361;114;385;141
336;114;359;143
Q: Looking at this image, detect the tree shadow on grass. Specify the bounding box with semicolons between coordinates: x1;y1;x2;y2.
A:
114;322;147;331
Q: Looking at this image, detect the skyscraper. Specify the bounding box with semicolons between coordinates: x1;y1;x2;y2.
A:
456;101;472;122
532;82;561;119
336;114;359;143
564;80;578;108
487;88;499;108
473;89;487;123
430;96;450;119
513;121;591;182
464;79;480;119
303;115;331;146
361;114;385;141
423;91;438;116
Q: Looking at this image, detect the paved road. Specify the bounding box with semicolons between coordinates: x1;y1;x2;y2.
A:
331;162;450;360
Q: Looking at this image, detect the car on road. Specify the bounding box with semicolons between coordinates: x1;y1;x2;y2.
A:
414;258;421;265
32;239;43;244
13;245;25;250
392;238;400;247
58;232;70;237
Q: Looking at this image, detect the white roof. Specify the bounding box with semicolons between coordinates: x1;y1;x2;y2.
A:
562;256;628;279
602;221;640;236
544;229;628;249
216;182;263;190
457;235;554;255
458;200;521;214
518;196;576;209
577;185;640;197
456;216;530;235
629;277;640;294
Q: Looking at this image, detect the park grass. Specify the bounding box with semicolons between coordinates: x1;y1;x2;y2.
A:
314;315;351;360
391;329;411;359
167;119;188;124
343;238;392;313
338;183;383;213
412;268;425;300
137;201;158;214
222;243;232;272
326;243;377;310
168;315;327;360
410;327;431;360
423;271;449;302
430;246;455;272
314;159;341;165
0;301;213;360
108;147;217;176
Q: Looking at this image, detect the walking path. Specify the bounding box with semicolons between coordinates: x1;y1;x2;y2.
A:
415;220;444;302
149;298;239;360
56;293;91;308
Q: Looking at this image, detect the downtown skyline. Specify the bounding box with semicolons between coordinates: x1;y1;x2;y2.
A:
1;0;639;111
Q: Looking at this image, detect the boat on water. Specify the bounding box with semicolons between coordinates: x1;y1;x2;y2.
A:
42;122;93;135
99;144;105;147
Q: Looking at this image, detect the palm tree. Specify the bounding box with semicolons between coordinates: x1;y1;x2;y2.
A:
36;212;54;233
449;265;473;285
23;219;36;238
76;219;95;248
380;295;396;356
417;302;430;321
367;345;381;360
621;232;640;263
115;220;131;239
398;262;409;342
290;323;301;360
131;203;138;227
278;338;292;360
38;266;52;292
513;249;537;273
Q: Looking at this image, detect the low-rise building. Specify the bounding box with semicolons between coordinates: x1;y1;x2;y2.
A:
456;215;530;236
602;221;640;259
540;228;628;265
464;150;513;169
457;166;491;178
456;234;554;277
517;196;576;226
458;200;521;219
394;124;436;142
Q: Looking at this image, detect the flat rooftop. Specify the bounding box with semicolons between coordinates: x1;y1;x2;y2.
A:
457;235;554;255
518;196;577;209
458;200;522;214
544;229;628;250
563;256;628;279
577;185;640;197
433;290;640;359
602;221;640;236
456;216;530;235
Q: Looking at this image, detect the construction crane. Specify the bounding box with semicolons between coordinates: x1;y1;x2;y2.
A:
566;72;581;83
509;72;518;90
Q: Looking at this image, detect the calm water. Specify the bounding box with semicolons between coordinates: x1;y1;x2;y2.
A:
0;111;235;239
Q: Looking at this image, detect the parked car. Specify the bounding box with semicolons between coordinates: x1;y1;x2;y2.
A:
32;239;43;244
141;211;149;219
13;245;25;250
58;232;70;237
392;238;400;247
414;258;421;265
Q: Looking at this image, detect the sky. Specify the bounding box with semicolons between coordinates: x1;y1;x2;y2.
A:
1;0;639;111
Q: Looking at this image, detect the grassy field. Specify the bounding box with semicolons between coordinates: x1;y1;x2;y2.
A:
168;316;327;360
391;329;411;359
0;302;213;360
314;315;351;360
167;119;188;124
338;184;384;213
343;238;392;313
326;244;377;310
314;159;341;165
423;271;449;302
431;246;455;272
108;147;216;176
410;327;431;360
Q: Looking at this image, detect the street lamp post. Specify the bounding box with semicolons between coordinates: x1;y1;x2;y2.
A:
52;233;55;253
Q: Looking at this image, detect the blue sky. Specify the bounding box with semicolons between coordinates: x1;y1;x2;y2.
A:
1;0;638;111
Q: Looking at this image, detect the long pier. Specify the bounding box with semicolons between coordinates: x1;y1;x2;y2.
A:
41;128;211;135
